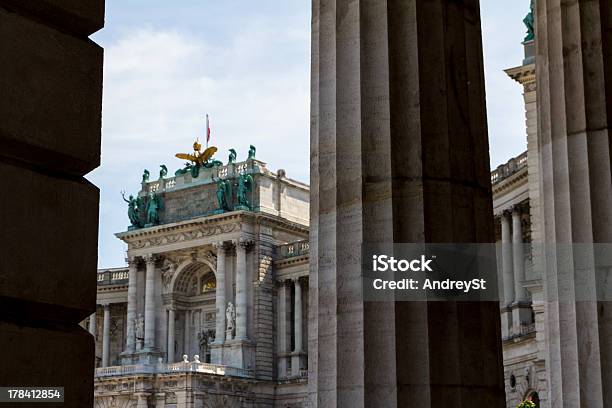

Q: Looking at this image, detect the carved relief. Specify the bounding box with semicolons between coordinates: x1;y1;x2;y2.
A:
127;223;241;250
161;258;178;289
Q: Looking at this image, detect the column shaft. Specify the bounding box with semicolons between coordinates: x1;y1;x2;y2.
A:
512;207;527;302
501;211;515;306
125;258;138;353
102;304;110;367
184;310;191;356
310;0;505;405
278;281;287;378
536;0;612;403
293;279;303;352
144;256;156;349
167;309;175;362
214;243;226;343
235;240;248;340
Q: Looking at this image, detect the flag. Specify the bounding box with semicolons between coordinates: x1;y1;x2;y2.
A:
206;114;211;145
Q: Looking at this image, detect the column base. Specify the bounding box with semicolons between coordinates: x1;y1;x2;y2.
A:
209;340;255;370
500;307;512;340
290;351;307;378
510;300;533;336
120;349;164;366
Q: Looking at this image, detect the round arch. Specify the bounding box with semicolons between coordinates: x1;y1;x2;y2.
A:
169;256;217;295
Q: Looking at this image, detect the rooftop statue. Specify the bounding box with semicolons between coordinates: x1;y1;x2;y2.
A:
228;148;237;164
175;140;222;178
248;145;256;160
216;179;232;212
159;164;168;179
146;192;162;226
523;0;534;42
142;169;150;183
121;191;143;229
237;173;254;208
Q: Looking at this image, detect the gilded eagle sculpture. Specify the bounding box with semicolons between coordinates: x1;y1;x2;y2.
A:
175;140;218;167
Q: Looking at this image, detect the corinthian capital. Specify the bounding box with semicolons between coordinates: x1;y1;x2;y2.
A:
143;254;157;265
237;237;255;250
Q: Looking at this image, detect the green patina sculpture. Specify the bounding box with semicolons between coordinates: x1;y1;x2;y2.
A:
248;145;256;160
159;165;168;179
237;173;254;208
146;192;162;226
122;192;143;228
142;169;150;183
228;149;237;164
216;179;232;211
523;0;535;42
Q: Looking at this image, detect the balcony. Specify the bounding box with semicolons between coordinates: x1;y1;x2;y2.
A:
95;361;255;379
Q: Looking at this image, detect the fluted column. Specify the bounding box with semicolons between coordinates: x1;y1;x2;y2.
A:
501;210;515;306
184;310;191;356
167;308;175;362
144;255;156;350
235;239;250;340
293;278;303;353
213;242;226;344
278;280;288;378
102;303;110;367
512;206;527;302
536;0;612;404
310;0;505;405
88;310;97;338
125;256;138;353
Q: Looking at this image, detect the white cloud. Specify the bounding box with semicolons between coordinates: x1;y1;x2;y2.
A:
89;24;310;267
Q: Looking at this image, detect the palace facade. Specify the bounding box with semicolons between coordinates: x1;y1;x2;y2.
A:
90;38;546;408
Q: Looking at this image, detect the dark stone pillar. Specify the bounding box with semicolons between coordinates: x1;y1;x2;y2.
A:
536;0;612;405
0;1;104;406
309;0;505;406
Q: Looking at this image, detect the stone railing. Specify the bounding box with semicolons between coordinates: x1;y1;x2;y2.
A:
491;151;528;185
142;159;266;196
97;269;129;286
276;240;310;260
95;362;254;379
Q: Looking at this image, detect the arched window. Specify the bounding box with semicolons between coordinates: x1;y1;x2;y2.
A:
201;272;216;294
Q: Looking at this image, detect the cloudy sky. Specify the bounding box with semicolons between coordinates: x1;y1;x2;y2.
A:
89;1;532;268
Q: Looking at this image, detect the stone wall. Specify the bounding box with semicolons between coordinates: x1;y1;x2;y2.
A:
0;1;104;406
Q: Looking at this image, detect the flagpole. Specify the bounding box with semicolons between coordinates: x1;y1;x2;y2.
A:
206;114;210;149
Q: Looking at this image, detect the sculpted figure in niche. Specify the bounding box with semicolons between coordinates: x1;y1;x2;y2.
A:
135;314;144;340
226;302;236;333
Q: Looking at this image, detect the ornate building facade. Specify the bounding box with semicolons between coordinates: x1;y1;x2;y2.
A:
90;151;311;407
90;24;548;408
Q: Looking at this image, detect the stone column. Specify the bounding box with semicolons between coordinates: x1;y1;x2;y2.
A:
88;310;97;338
184;310;191;356
277;280;288;378
125;256;138;353
167;308;175;362
235;239;249;340
310;1;505;405
293;278;303;353
512;205;527;302
536;0;612;404
291;277;303;378
102;303;110;367
144;255;156;350
501;210;515;306
213;242;226;344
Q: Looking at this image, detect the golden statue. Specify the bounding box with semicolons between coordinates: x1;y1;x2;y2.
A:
175;140;217;167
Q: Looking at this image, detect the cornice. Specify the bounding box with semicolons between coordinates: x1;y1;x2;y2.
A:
492;167;528;196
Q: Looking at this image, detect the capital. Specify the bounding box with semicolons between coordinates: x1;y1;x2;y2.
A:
237;237;255;249
511;204;523;215
143;254;157;265
502;209;513;219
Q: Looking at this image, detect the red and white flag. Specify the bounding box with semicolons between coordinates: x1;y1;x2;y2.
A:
206;114;211;146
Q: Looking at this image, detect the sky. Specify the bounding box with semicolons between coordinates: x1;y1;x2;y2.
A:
88;1;532;268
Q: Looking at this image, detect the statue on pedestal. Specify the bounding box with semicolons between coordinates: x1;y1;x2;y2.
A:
142;169;150;183
247;145;256;160
236;174;254;208
159;164;168;179
121;192;143;228
216;179;232;211
146;193;162;226
228;149;237;164
225;302;236;338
